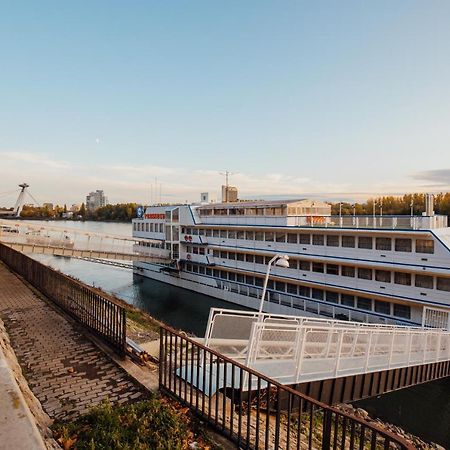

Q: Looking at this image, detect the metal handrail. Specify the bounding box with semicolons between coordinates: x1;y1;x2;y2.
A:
160;324;413;449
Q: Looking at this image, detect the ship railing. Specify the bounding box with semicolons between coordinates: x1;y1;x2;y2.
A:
289;214;448;230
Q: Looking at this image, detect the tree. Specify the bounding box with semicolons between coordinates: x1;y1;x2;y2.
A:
79;203;86;218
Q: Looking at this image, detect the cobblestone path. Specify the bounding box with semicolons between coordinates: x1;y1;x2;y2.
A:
0;262;145;421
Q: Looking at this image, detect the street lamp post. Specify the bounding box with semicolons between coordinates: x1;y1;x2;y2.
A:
258;254;290;314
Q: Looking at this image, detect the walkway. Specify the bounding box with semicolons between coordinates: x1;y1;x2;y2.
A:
0;262;145;421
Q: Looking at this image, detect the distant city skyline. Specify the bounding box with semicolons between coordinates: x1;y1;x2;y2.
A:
1;2;450;205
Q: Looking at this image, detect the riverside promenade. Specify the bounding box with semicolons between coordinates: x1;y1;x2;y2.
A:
0;261;146;447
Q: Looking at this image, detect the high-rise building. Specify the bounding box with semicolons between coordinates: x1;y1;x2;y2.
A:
86;190;108;211
221;185;238;202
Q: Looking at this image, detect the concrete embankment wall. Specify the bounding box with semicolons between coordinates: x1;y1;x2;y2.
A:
0;318;58;450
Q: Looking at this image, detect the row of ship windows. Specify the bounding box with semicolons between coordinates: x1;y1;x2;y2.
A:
183;263;412;320
199;248;450;292
181;228;435;254
134;222;165;233
198;207;330;216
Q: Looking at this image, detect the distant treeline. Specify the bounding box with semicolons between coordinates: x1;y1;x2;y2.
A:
20;203;138;221
330;193;450;216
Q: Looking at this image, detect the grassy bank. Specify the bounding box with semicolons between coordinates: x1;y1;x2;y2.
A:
53;396;221;450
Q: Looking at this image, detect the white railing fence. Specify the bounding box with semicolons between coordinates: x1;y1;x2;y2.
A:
204;308;450;385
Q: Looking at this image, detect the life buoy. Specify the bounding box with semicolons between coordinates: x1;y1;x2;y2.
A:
184;235;189;241
186;254;191;260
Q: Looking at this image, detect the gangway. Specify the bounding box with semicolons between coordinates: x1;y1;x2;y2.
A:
0;219;173;264
176;308;450;402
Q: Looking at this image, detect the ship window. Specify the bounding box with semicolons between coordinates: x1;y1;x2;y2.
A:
205;229;212;237
236;253;245;261
290;259;299;270
256;208;264;216
245;208;256;215
375;270;391;283
255;255;264;264
395;238;412;252
193;228;199;235
236;274;244;283
213;229;219;237
375;300;391;315
245;254;254;263
213;249;220;257
245;230;255;240
255;232;264;241
299;234;311;244
220;271;228;279
437;277;450;292
299;261;310;271
297;286;309;297
357;297;372;311
186;228;192;234
394;272;411;286
312;234;324;246
393;304;411;319
415;274;433;289
213;269;220;277
228;230;236;239
276;281;286;292
326;291;339;303
192;265;199;274
254;277;263;287
312;262;324;273
287;233;298;244
416;239;434;254
198;229;204;236
206;268;212;276
145;223;149;232
287;284;298;295
228;252;236;260
133;223;137;231
198;266;205;275
264;232;274;242
358;237;373;249
220;230;227;238
341;294;355;307
376;237;392;251
160;223;164;232
276;233;286;243
326;264;339;275
312;289;324;300
237;230;245;239
326;235;339;247
229;209;237;215
186;263;192;272
342;266;355;277
358;268;372;280
342;236;356;248
228;272;236;281
246;275;255;285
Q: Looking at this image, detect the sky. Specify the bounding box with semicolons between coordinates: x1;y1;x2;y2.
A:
1;1;450;206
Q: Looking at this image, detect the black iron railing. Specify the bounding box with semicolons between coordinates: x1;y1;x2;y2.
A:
160;325;413;450
0;243;126;355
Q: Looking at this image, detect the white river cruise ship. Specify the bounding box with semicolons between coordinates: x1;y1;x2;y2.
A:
132;195;450;329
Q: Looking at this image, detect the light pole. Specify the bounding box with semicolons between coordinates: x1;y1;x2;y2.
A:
258;254;290;314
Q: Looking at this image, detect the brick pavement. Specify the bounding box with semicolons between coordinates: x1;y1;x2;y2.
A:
0;262;145;421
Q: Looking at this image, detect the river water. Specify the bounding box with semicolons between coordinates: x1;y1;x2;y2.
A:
25;220;450;448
